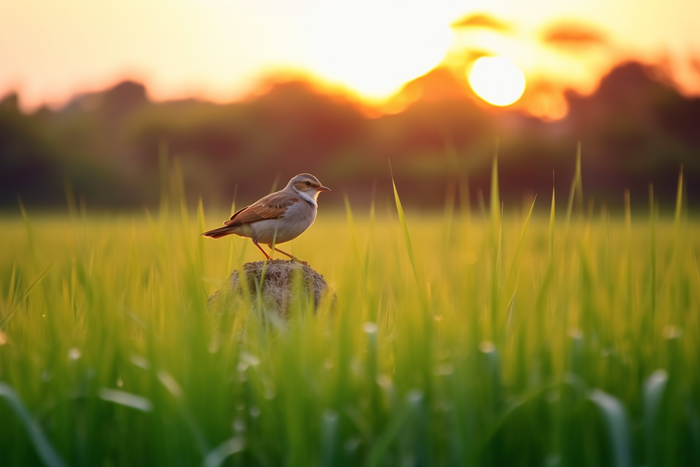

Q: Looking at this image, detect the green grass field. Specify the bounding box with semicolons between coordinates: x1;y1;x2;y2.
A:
1;164;699;466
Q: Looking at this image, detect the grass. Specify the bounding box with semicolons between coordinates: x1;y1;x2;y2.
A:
1;164;699;467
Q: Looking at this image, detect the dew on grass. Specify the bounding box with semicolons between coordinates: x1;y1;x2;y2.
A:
68;348;81;360
233;419;246;433
663;325;682;339
436;363;453;375
377;375;392;389
479;340;496;353
130;355;150;370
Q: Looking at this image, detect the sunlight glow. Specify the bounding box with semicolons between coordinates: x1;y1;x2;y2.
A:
467;56;526;106
2;0;700;113
300;7;452;100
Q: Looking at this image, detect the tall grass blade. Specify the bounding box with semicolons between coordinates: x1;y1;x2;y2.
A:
569;330;585;377
364;322;380;427
364;181;377;287
588;389;632;467
490;144;500;232
674;165;684;231
17;197;36;262
549;178;556;259
3;263;18;313
98;388;153;412
202;437;245;467
0;382;67;467
505;289;517;333
565;142;583;226
404;390;429;466
488;150;503;337
643;369;668;466
158;369;209;454
505;196;537;289
480;382;556;447
320;410;340;467
364;403;412;467
489;231;501;336
685;396;700;466
389;162;418;282
0;261;53;328
479;341;502;416
157;369;183;399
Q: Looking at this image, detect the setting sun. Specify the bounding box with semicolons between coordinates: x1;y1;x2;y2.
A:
467;56;526;106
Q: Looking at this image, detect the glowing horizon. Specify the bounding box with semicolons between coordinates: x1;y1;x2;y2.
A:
1;0;699;118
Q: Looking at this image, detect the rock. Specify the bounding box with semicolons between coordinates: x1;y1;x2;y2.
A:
208;259;331;318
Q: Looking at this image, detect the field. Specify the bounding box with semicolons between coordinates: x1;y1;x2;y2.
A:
1;166;699;467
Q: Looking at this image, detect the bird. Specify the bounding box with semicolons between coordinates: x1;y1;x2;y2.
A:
202;173;330;263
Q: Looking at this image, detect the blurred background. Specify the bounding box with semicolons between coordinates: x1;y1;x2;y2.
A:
1;0;699;211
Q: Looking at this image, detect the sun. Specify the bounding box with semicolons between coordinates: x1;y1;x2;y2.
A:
467;56;526;106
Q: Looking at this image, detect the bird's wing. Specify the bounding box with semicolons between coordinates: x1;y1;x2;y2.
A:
223;192;299;226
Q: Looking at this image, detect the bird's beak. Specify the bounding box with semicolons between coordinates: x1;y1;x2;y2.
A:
318;185;331;192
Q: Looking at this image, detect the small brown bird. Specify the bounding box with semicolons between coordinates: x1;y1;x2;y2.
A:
202;173;330;263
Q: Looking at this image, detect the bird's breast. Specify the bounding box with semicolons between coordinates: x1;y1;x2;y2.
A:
252;201;316;245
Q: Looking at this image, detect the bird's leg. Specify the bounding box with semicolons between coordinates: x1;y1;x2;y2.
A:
270;246;307;265
252;240;271;260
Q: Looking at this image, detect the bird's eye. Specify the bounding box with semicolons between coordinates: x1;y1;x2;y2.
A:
306;181;311;186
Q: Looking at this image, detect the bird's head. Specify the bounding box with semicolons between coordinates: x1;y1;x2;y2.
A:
288;173;331;200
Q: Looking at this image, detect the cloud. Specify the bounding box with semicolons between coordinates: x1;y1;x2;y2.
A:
450;14;512;33
540;22;607;50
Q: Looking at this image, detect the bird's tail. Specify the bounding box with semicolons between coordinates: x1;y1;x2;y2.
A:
201;226;236;239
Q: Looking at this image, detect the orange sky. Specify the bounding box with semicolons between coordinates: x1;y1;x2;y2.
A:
1;0;699;115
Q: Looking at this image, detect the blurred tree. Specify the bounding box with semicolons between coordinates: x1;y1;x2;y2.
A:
566;62;700;202
0;93;64;207
1;62;699;211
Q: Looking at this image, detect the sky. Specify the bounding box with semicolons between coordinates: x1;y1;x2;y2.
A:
1;0;699;114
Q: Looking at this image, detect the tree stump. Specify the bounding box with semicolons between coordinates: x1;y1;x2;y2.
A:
208;259;331;318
